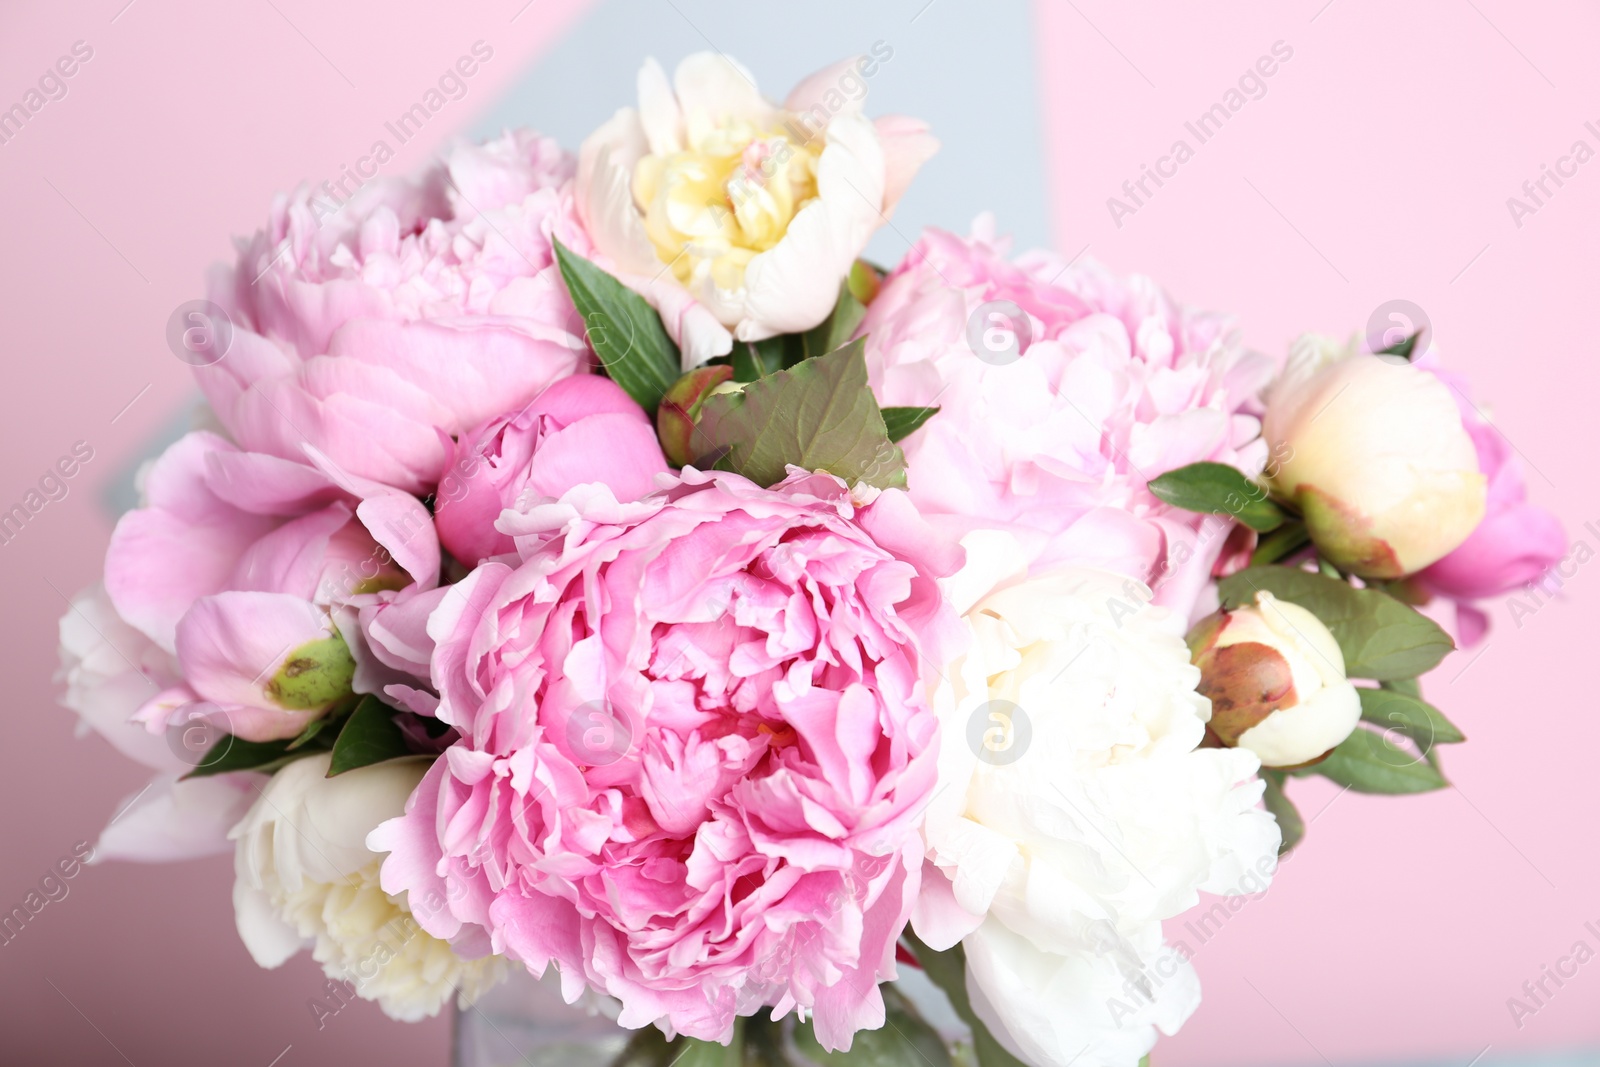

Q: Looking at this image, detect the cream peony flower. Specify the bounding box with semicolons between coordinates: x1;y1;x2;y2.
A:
230;754;505;1021
912;533;1281;1067
576;52;936;366
1264;336;1486;578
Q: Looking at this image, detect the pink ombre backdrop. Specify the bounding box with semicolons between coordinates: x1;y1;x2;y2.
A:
0;0;1594;1064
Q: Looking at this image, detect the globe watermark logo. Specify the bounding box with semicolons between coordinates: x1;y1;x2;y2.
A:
966;699;1031;765
564;700;636;767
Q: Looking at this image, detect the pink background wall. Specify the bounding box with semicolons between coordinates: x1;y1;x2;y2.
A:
0;1;1594;1064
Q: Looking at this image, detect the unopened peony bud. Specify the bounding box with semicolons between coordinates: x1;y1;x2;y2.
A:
656;365;735;466
1189;591;1361;768
1263;341;1486;578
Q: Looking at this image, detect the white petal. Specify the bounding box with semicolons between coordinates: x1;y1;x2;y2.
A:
671;53;769;137
93;772;258;863
742;112;885;337
575;108;659;275
635;57;683;157
1238;681;1362;768
232;876;304;968
784;57;869;117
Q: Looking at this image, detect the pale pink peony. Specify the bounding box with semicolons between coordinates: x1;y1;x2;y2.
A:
201;130;593;494
433;375;669;567
1415;366;1565;643
860;218;1272;621
368;470;964;1049
105;431;438;742
57;584;261;862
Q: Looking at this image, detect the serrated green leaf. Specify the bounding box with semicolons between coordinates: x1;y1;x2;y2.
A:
694;338;905;489
1261;770;1305;856
1217;567;1454;680
1147;461;1288;532
903;933;1030;1067
553;240;680;411
327;695;411;777
880;406;940;443
733;337;787;382
798;281;868;365
1381;676;1422;698
1357;687;1464;751
1312;727;1450;794
789;983;952;1066
182;734;313;780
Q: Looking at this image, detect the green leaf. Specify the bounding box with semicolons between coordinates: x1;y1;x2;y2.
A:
789;983;952;1066
798;281;868;365
732;337;787;382
1381;676;1422;698
1357;687;1465;751
182;734;311;780
1377;331;1422;361
694;338;906;489
903;933;1030;1067
1250;521;1310;566
880;406;940;443
1310;727;1450;794
1147;461;1288;533
285;711;336;751
326;696;411;777
1217;567;1455;680
553;239;681;412
1261;770;1305;856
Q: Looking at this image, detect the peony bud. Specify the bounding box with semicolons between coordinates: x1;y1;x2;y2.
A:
1189;591;1361;768
656;364;735;466
1263;340;1487;578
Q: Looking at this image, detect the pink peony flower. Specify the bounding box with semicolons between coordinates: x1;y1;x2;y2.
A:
368;470;963;1050
201;130;593;494
105;431;438;742
433;375;670;567
1415;367;1565;643
860;218;1271;622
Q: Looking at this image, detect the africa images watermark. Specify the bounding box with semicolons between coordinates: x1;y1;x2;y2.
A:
1505;119;1600;230
1505;517;1597;629
1106;40;1296;229
1505;917;1600;1029
0;40;95;149
304;40;496;229
0;441;96;547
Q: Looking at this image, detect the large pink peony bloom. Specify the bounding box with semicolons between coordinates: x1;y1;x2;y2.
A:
201;130;592;494
859;218;1271;622
433;375;669;567
369;470;963;1049
105;431;438;741
1415;367;1565;643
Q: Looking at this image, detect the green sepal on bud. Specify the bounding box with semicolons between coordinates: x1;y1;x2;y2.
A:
268;631;358;711
657;364;735;467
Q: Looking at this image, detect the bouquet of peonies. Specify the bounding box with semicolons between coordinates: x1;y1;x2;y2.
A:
61;53;1565;1067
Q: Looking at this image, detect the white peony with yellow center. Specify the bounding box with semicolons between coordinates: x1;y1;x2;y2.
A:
577;52;937;366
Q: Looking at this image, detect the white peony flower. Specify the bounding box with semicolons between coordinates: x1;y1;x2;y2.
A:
58;584;258;862
576;51;936;366
912;536;1280;1067
230;753;505;1021
1188;590;1362;767
1264;337;1486;578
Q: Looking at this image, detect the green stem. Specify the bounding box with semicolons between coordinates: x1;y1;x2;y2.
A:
1250;521;1311;566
